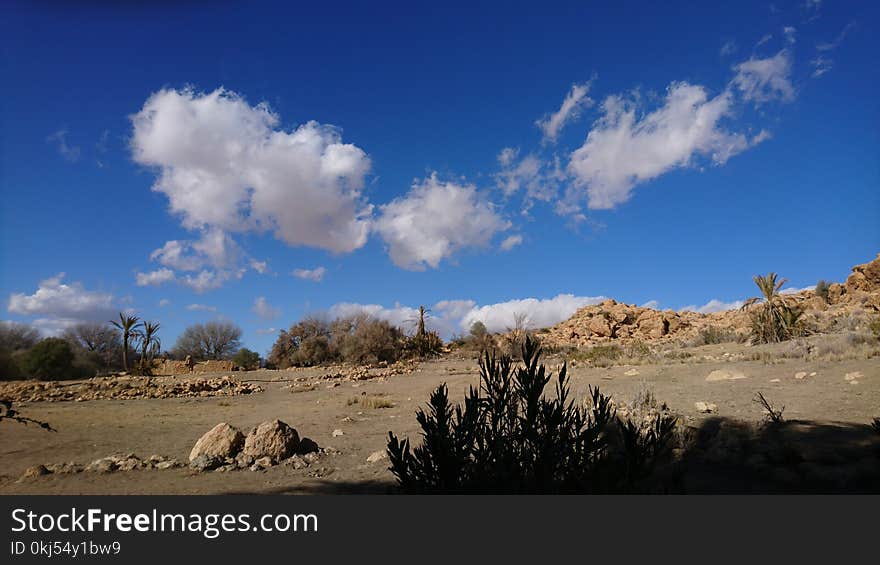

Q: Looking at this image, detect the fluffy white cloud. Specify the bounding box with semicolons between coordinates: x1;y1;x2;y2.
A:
186;303;217;312
567;83;752;209
781;285;816;295
327;294;606;338
252;296;280;320
150;229;241;272
731;50;795;104
680;299;745;314
499;235;523;251
135;268;176;287
7;273;117;333
376;174;510;270
495;149;565;211
180;269;244;293
131;87;372;254
536;82;593;143
292;267;327;282
640;300;660;309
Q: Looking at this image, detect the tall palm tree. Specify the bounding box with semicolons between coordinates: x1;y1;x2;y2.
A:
135;321;161;375
110;313;141;372
742;273;795;343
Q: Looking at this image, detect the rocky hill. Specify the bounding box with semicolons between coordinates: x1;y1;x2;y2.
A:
539;253;880;348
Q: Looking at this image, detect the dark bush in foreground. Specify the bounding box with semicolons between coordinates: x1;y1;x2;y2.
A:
387;337;677;493
20;338;77;380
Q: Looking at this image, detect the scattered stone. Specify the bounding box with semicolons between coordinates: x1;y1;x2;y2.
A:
705;370;747;382
795;371;807;380
189;454;223;472
243;419;300;461
366;450;388;464
86;457;120;473
20;465;49;480
332;429;344;437
189;423;245;462
694;401;718;414
624;368;640;376
844;371;862;382
770;378;781;383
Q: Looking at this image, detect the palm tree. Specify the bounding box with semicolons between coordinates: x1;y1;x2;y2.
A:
742;273;799;343
110;312;141;372
134;321;161;375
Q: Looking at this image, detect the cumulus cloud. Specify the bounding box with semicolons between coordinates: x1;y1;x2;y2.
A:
499;235;523;251
252;296;280;320
731;50;795;104
567;83;752;209
7;273;117;333
186;303;217;312
150;229;241;272
680;299;745;314
327;294;606;338
292;267;327;282
536;82;593;143
375;174;510;270
135;268;176;287
495;149;565;211
130;87;372;254
180;269;245;293
47;129;81;163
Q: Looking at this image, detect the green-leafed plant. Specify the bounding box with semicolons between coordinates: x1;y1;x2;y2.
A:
743;273;805;344
20;338;77;381
814;280;831;303
110;312;141;372
232;348;261;370
387;336;677;493
133;321;161;375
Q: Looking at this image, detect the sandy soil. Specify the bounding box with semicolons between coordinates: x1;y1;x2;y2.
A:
2;341;878;494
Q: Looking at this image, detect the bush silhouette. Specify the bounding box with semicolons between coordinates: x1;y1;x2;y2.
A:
387;336;677;493
21;338;76;380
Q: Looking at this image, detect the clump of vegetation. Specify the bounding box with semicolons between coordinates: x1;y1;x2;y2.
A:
232;348;261;370
133;320;161;375
570;344;624;367
753;392;785;424
386;337;677;493
348;394;395;409
406;306;444;358
0;399;55;431
172;320;242;361
814;279;832;303
743;273;807;344
0;322;41;380
110;313;141;373
20;338;77;380
693;325;738;346
870;316;880;341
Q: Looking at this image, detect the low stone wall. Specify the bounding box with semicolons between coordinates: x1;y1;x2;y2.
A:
153;359;236;376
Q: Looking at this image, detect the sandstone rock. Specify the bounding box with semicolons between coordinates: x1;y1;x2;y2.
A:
588;317;613;337
366;450;388;464
844;371;862;382
189;454;222;472
694;401;718;414
189;423;245;462
85;457;117;473
706;370;747;382
845;253;880;294
243;419;300;461
794;371;807;380
332;429;344;437
21;464;50;479
624;368;640;376
253;456;273;469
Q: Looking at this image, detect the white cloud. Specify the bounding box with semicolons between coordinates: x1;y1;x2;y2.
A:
811;56;833;78
731;50;795;104
680;299;745;314
783;26;797;45
640;300;660;309
256;327;280;335
499;235;523;251
47;129;81;162
135;268;176;287
781;285;816;295
180;269;244;293
131;87;372;254
186;303;217;312
249;259;269;274
7;273;117;333
328;302;422;332
375;173;510;270
158;299;171;307
495;150;565;211
567;83;751;210
720;40;738;57
252;296;280;320
536;82;593;143
756;34;773;48
292;267;327;282
817;21;855;52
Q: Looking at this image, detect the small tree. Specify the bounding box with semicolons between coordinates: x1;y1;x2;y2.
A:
173;321;242;361
62;322;122;370
814;280;832;303
742;273;804;343
232;348;261;370
407;306;444;358
21;338;76;380
110;313;141;372
133;321;161;375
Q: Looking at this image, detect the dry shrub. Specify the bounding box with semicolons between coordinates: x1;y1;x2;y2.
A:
348;394;395;409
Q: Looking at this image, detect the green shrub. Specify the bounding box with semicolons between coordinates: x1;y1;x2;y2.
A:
20;338;77;380
814;280;831;302
693;326;738;346
387;337;677;493
232;348;261;370
335;316;405;364
870;317;880;340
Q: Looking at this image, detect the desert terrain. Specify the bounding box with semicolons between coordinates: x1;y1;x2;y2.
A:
2;255;880;494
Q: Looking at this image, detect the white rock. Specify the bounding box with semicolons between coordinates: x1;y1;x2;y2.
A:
694;401;718;413
332;429;344;437
705;370;747;382
366;450;388;463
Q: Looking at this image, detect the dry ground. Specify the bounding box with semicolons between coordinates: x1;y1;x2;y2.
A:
1;336;878;494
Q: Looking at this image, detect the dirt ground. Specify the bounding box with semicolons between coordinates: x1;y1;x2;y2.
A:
2;338;878;494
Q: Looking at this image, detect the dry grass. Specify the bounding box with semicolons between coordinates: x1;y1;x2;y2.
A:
347;394;394;409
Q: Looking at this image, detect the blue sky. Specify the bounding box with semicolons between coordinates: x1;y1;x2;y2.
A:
1;0;878;355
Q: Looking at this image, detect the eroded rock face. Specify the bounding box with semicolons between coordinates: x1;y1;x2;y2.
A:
242;420;300;462
845;253;880;294
189;423;245;462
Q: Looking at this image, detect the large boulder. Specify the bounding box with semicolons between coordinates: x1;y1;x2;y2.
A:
242;419;300;462
845;253;880;294
189;423;245;462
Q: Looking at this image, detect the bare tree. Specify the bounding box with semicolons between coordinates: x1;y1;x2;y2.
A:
0;321;40;351
62;322;121;369
173;321;242;361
